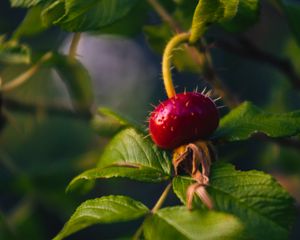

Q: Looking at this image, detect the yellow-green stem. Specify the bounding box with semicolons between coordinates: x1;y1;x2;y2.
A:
162;32;190;98
132;183;172;240
69;32;81;60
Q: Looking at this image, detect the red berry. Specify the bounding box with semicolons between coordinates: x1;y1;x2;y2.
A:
149;92;219;149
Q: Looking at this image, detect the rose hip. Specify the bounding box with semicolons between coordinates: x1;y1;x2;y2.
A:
149;92;219;149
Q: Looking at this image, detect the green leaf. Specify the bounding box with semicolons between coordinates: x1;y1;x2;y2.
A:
221;0;260;32
42;0;139;32
52;54;93;111
10;0;46;8
98;128;171;176
173;162;295;240
68;128;171;191
13;5;47;39
190;0;239;43
279;0;300;46
213;101;300;142
67;165;169;192
53;195;149;240
94;1;147;37
143;206;243;240
0;38;31;64
91;107;144;137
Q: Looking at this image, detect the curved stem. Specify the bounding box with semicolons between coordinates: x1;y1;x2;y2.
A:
69;32;81;60
1;52;53;92
133;183;172;240
162;32;190;98
148;0;239;108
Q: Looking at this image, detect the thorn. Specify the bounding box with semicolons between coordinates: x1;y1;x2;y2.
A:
159;100;165;106
184;87;187;95
201;87;207;94
194;86;199;93
205;90;212;97
150;103;156;108
173;47;184;52
143;134;151;139
217;105;226;109
213;97;222;102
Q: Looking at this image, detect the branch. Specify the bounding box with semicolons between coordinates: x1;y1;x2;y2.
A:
2;97;92;120
217;37;300;90
253;133;300;151
69;32;81;60
197;40;240;108
147;0;182;32
147;0;240;108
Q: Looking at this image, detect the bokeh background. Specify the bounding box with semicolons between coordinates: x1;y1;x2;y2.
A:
1;0;300;239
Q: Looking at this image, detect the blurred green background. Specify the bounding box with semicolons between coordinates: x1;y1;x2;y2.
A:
1;0;300;239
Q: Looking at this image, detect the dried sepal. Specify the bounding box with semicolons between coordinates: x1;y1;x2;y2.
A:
172;141;215;210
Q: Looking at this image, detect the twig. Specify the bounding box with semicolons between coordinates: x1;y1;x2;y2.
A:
253;133;300;151
273;173;300;205
147;0;182;33
217;37;300;90
69;32;81;60
133;183;172;240
197;39;240;108
151;183;172;213
2;97;92;120
1;52;53;92
147;0;239;108
274;138;300;149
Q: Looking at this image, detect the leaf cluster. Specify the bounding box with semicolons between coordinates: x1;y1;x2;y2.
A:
55;103;299;239
2;0;300;239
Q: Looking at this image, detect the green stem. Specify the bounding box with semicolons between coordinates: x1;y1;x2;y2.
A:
162;32;190;98
151;182;172;213
132;183;172;240
1;52;53;92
